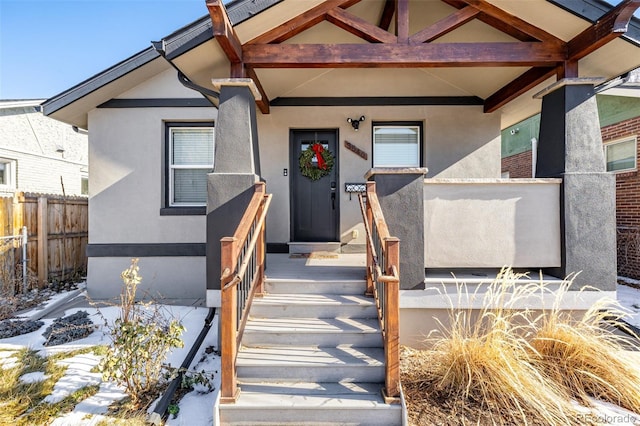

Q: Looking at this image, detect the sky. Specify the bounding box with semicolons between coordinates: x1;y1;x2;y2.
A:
0;0;634;101
0;0;207;100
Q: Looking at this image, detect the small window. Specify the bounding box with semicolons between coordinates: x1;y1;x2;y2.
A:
81;175;89;195
168;125;214;206
0;159;16;189
373;123;421;167
604;136;637;173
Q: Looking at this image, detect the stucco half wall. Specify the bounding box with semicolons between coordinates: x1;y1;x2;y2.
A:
424;178;562;268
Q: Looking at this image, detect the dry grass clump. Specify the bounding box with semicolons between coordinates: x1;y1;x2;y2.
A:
531;284;640;414
408;268;581;426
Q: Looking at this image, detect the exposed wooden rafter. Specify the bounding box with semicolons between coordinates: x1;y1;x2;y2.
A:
484;66;557;113
243;42;566;68
247;0;362;45
439;0;564;44
207;0;270;114
326;7;397;43
567;0;640;61
483;0;639;113
409;6;479;44
379;0;395;30
395;0;409;43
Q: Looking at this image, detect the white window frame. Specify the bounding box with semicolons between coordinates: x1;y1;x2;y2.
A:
168;126;214;207
372;124;422;168
604;135;637;174
0;158;17;190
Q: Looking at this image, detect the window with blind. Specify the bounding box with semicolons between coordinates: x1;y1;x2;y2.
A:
604;136;636;173
373;123;422;167
168;125;214;206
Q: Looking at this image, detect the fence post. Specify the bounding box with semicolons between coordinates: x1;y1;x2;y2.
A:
220;236;240;403
22;226;28;294
383;236;400;401
37;197;48;287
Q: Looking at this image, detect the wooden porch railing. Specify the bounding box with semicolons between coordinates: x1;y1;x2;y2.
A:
220;182;272;403
358;181;400;402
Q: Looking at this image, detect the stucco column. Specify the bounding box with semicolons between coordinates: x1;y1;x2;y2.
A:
206;80;262;307
535;79;616;291
366;168;428;290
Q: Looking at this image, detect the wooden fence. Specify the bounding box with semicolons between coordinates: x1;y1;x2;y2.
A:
0;192;88;292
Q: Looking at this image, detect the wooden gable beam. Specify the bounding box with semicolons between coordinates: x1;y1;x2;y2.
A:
484;66;557;113
409;6;479;44
207;0;242;63
568;0;640;61
247;0;362;45
396;0;409;43
246;68;270;114
440;0;564;44
207;0;270;114
379;0;395;30
243;42;566;68
326;7;397;43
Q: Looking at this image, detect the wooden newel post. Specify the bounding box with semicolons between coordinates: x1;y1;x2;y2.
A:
220;236;240;403
384;236;400;401
365;182;376;296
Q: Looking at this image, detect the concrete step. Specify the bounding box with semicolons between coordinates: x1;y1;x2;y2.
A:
264;278;366;295
237;345;385;383
250;293;377;318
288;242;341;253
243;317;383;347
219;381;401;426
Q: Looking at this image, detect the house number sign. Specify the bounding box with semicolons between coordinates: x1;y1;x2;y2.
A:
344;141;368;160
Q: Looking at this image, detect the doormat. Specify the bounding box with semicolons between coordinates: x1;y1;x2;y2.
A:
289;252;339;259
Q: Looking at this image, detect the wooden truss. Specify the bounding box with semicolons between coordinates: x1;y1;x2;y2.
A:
207;0;640;114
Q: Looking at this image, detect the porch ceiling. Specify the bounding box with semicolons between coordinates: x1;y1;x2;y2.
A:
202;0;640;127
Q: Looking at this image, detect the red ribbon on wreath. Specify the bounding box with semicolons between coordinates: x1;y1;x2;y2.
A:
312;143;327;170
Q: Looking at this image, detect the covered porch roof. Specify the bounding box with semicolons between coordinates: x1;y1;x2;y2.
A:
43;0;640;129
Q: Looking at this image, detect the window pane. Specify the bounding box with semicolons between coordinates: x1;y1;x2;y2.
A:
373;126;420;167
0;163;6;185
173;169;209;204
606;139;636;172
172;128;214;166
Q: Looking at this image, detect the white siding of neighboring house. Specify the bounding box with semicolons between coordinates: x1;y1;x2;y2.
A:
0;103;88;196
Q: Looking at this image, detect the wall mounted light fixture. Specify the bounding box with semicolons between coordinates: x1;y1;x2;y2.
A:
347;116;365;131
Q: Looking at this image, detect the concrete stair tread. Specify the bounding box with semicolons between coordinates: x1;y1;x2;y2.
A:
237;345;384;367
244;317;381;334
253;293;375;306
230;381;391;407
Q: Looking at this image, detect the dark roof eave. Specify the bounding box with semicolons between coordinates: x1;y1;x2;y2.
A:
547;0;640;47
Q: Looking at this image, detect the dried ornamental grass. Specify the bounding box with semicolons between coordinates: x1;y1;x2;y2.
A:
531;282;640;415
415;268;581;426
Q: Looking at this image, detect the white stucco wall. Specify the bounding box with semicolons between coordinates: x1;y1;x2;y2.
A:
257;105;501;247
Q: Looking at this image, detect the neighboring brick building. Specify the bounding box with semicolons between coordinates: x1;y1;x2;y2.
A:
0;100;88;196
502;79;640;280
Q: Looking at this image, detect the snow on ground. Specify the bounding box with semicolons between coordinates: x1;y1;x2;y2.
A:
20;371;49;384
0;292;221;425
617;282;640;329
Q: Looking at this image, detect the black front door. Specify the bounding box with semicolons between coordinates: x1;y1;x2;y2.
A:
290;130;339;242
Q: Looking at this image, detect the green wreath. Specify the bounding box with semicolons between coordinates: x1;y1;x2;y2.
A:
299;143;335;181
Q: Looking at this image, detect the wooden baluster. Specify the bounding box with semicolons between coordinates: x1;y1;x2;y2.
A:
365;182;376;296
220;236;240;403
383;237;400;401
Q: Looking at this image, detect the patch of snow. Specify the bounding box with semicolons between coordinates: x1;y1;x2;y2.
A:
0;349;19;369
50;381;127;426
44;353;103;404
617;284;640;329
19;371;48;383
587;398;640;426
618;276;640;286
